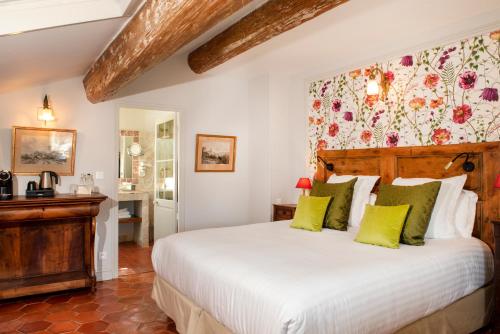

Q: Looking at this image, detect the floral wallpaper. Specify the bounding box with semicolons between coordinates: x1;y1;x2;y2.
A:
308;29;499;167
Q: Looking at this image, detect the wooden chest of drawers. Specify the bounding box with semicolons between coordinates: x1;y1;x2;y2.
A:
0;193;106;300
273;204;296;221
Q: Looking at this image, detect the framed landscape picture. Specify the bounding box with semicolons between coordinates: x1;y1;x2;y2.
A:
12;126;77;175
195;134;236;172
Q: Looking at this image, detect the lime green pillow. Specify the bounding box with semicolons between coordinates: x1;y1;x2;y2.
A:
290;195;331;232
310;178;357;231
375;182;441;246
355;204;410;248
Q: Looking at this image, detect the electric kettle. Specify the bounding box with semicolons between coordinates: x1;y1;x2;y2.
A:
39;171;59;190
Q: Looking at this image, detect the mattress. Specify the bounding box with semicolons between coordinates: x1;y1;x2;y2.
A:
151;220;493;334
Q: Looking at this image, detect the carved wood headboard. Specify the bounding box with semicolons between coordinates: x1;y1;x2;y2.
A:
316;142;500;250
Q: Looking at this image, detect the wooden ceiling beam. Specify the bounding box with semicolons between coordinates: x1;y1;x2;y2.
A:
83;0;251;103
188;0;348;74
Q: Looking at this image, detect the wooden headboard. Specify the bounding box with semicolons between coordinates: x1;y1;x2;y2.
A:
316;142;500;250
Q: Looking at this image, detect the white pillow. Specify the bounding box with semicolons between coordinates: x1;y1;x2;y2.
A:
328;174;380;227
392;175;467;239
453;190;478;238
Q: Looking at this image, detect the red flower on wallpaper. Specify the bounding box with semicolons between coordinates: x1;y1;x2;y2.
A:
316;139;327;151
312;99;322;110
458;71;477;90
364;95;378;108
409;97;426;110
332;99;342;112
364;68;372;77
490;30;500;41
429;97;444;109
349;69;361;79
423;74;440;89
360;130;372;144
386;131;399;147
328;123;339;137
315;117;324;125
431;128;451;145
384;71;395;84
452;104;472;124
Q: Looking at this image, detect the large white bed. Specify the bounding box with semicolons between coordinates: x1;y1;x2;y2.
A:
152;220;493;334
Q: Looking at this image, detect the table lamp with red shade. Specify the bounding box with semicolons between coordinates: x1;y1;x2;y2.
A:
496;174;500;189
296;177;312;196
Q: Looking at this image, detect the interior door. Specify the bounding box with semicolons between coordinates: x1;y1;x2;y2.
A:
154;117;177;240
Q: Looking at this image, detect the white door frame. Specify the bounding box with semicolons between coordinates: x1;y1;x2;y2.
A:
114;102;184;278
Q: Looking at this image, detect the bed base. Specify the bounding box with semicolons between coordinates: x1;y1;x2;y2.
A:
152;275;493;334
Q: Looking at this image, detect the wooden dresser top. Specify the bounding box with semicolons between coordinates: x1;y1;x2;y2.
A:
0;193;107;208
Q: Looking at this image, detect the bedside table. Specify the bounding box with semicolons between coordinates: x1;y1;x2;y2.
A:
491;219;500;330
273;204;296;221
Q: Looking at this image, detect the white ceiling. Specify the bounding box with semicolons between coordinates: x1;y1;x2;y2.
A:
0;0;142;93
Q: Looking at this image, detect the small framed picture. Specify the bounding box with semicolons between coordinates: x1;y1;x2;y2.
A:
195;134;236;172
11;126;77;175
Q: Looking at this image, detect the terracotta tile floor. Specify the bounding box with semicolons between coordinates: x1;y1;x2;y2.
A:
119;242;154;277
0;272;179;334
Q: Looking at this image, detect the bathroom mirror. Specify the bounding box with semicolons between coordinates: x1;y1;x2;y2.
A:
119;136;134;179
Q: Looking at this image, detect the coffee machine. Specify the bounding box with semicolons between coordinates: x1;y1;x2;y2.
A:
0;170;13;200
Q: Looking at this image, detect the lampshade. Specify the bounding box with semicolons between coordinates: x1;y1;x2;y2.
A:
495;174;500;189
295;177;312;190
366;79;379;96
37;95;55;123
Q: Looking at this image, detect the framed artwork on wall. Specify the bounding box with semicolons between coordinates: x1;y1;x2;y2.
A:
11;126;77;175
195;134;236;172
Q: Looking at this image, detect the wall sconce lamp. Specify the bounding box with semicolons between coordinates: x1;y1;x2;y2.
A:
495;174;500;189
317;156;334;172
37;95;55;126
444;153;475;172
366;67;390;101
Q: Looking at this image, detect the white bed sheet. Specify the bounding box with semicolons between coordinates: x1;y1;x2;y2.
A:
152;221;493;334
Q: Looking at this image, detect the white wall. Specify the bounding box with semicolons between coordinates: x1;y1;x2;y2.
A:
0;77;119;281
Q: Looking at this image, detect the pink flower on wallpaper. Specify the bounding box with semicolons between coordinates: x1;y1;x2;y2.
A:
328;123;339;137
332;99;342;112
384;71;395;84
349;69;361;79
386;131;399;147
312;99;322;110
423;74;440;89
458;71;477;90
480;87;498;102
452;104;472;124
364;95;378;108
343;112;353;122
431;128;451;145
308;116;314;125
429;97;444;109
316;139;327;151
400;55;413;67
360;130;372;144
409;97;426;110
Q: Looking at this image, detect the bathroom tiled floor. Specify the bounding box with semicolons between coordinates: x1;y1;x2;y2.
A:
119;242;154;277
0;272;178;334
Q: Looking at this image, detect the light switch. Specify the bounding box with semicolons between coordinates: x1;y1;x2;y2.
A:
95;171;104;180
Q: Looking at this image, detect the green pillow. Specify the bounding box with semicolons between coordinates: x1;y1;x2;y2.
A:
375;182;441;246
355;204;410;249
290;195;331;232
310;178;357;230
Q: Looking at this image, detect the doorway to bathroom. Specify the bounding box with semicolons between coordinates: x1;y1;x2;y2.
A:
117;107;179;276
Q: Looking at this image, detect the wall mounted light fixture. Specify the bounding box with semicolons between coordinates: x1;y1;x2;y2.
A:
37;95;55;126
366;67;390;101
317;156;334;172
444;153;475;172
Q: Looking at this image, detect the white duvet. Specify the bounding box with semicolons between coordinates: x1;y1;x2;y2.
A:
152;221;493;334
